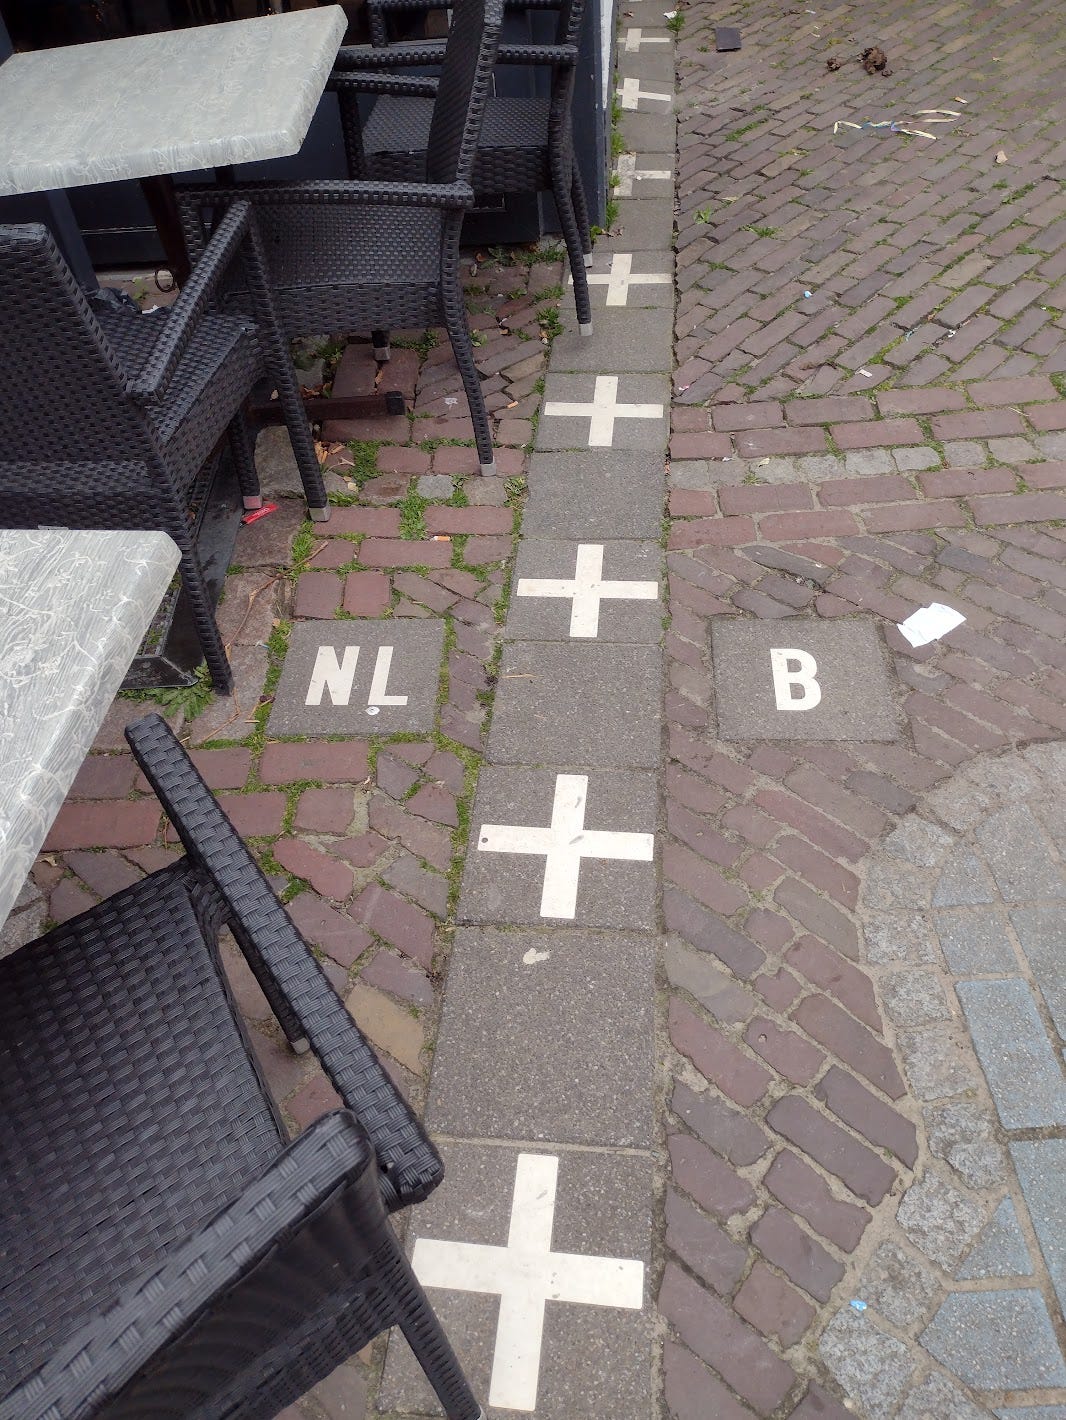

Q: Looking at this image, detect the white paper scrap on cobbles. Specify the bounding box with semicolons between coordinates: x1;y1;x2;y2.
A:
897;602;966;647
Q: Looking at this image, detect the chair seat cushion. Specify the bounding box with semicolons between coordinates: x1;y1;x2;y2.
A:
0;863;283;1394
96;307;261;470
363;95;552;191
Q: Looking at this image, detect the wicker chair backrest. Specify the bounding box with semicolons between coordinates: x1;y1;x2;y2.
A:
425;0;505;184
0;224;144;463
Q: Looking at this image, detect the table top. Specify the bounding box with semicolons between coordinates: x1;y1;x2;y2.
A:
0;7;347;198
0;528;180;927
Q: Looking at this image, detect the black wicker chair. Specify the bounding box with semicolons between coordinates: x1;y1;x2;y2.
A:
178;0;505;475
0;713;482;1420
0;208;329;693
350;0;594;334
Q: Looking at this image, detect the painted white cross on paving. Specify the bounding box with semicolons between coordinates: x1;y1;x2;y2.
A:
616;76;671;110
542;374;663;447
613;152;672;197
620;25;670;51
517;543;658;637
572;251;672;307
413;1153;644;1412
477;773;654;918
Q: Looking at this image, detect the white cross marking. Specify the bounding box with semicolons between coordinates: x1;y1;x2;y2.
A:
477;773;654;918
616;76;671;110
542;374;663;447
620;25;670;51
571;251;672;306
613;152;672;197
517;543;658;637
413;1153;644;1412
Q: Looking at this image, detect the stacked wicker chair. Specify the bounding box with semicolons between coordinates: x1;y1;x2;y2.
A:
354;0;594;333
0;205;328;692
178;0;506;474
0;714;482;1420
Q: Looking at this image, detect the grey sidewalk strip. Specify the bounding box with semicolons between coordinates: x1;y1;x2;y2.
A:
505;539;662;643
566;250;674;310
524;450;666;539
551;307;672;372
596;196;675;251
535;372;669;450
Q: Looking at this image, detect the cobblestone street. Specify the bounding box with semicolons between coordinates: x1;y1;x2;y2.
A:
6;0;1066;1415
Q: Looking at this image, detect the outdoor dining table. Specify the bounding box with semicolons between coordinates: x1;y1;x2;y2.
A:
0;527;180;928
0;6;347;283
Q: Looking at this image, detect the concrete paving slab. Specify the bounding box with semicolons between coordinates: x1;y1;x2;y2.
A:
710;617;903;741
536;373;670;452
487;642;661;768
955;1198;1033;1280
614;45;677;82
955;979;1066;1130
524;451;666;539
427;927;656;1147
933;907;1019;974
618;110;676;153
459;767;657;928
611;151;675;201
267;619;444;736
1010;1140;1066;1318
551;307;673;372
597;197;675;252
1009;904;1066;1035
380;1143;652;1418
921;1290;1066;1392
505;540;662;643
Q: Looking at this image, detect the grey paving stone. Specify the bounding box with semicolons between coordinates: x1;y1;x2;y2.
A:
525;450;666;539
881;969;951;1026
942;440;987;466
921;1289;1066;1391
956;1197;1034;1280
933;906;1019;974
1009;904;1066;1036
505;540;662;644
932;846;998;907
883;816;953;869
843;448;895;476
925;1099;1008;1191
819;1309;914;1420
267;620;444;736
994;1408;1066;1419
458;766;658;929
956;979;1066;1130
856;1241;941;1327
427;928;655;1148
896;1173;985;1271
380;1143;652;1419
550;307;673;373
598;199;674;254
898;1372;990;1420
416;473;455;499
893;446;941;471
536;373;670;452
897;1024;979;1102
611;149;674;201
563;248;674;311
614;43;676;83
864;910;939;965
711;617;902;741
616;112;676;156
487;642;661;768
1010;1140;1066;1318
974;805;1066;903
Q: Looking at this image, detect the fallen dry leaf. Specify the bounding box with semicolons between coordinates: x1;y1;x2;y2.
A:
995;149;1008;163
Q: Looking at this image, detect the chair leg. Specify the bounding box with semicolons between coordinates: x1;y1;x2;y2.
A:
571;162;594;264
381;1247;484;1420
372;329;391;363
552;160;593;335
177;540;232;693
229;409;262;510
440;235;496;475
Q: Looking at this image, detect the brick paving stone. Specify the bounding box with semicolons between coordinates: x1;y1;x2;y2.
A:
671;1081;770;1167
735;1260;815;1347
763;1151;869;1253
766;1097;894;1206
750;1207;844;1304
669;1133;757;1219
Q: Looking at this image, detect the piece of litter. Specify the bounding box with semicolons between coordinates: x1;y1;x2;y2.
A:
995;149;1008;163
858;368;873;377
241;502;278;525
899;127;937;140
444;395;458;406
915;108;961;116
850;1300;868;1313
522;947;550;965
954;96;969;103
431;534;452;542
897;602;966;647
756;457;771;466
804;290;813;298
946;329;957;338
365;706;380;716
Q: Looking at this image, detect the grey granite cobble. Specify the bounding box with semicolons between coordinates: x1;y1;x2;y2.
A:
896;1174;985;1272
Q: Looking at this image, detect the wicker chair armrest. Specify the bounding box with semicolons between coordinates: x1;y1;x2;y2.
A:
496;40;578;63
124;714;442;1208
126;200;253;404
333;38;448;68
183;177;474;212
1;1114;375;1420
328;67;439;95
